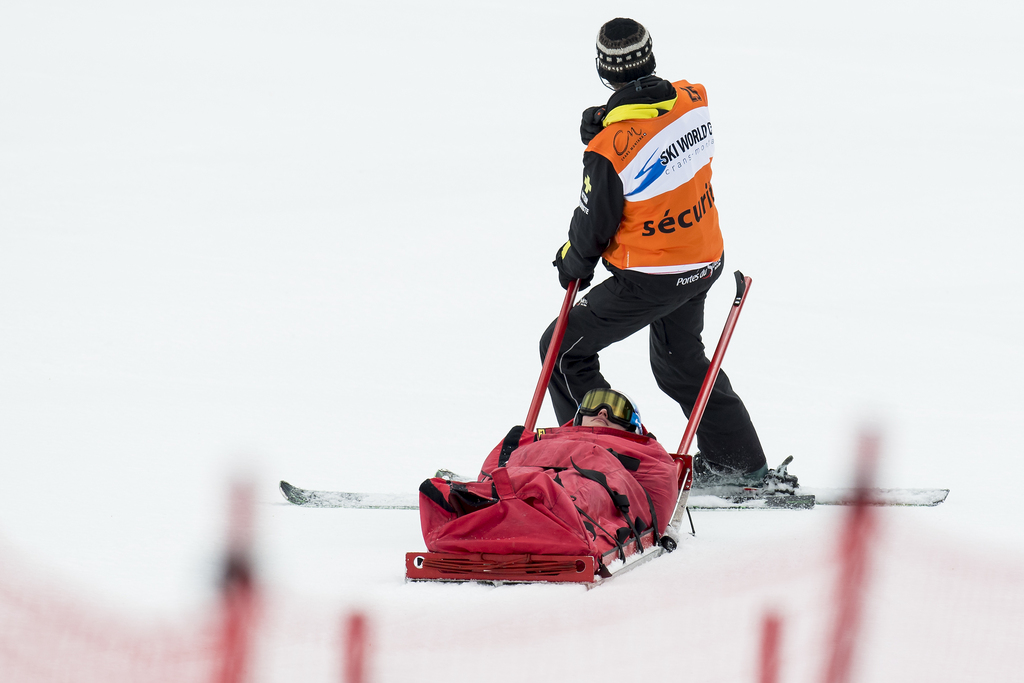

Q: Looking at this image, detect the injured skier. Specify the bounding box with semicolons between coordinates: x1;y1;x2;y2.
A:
418;388;681;563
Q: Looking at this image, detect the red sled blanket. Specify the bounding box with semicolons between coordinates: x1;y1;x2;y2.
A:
418;425;679;563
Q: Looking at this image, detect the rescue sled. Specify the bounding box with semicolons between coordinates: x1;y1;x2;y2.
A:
406;273;750;586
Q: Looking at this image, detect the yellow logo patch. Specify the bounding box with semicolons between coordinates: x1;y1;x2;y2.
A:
583;175;592;194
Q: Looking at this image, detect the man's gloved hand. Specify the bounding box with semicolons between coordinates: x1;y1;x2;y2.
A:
580;105;607;145
553;241;594;290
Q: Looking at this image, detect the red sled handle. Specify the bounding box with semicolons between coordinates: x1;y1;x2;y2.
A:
524;280;580;433
676;271;752;457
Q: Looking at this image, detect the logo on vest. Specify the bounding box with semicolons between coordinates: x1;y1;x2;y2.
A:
578;175;592;214
639;183;716;235
659;122;713;168
618;106;715;202
680;85;703;103
613;126;647;158
625;149;667;198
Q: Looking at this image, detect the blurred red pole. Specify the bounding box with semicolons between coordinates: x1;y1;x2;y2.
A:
216;577;255;683
215;481;257;683
760;611;782;683
343;612;369;683
822;430;879;683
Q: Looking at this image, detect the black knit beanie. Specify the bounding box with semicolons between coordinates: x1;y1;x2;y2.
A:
596;18;656;85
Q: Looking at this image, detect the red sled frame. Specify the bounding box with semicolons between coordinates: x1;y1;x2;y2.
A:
406;273;751;585
405;522;675;586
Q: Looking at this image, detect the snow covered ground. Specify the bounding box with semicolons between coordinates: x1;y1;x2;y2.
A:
2;1;1022;681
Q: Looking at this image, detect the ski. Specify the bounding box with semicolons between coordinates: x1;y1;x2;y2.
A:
801;487;948;506
687;486;948;508
279;481;418;509
280;480;947;510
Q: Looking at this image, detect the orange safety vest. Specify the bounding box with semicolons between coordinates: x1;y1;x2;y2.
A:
587;80;723;274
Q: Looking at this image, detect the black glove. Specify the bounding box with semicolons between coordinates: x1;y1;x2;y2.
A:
553;242;594;290
580;105;607;145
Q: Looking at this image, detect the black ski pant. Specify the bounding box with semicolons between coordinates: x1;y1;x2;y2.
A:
539;258;766;474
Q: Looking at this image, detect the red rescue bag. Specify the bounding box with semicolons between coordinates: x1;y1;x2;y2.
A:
418;426;678;562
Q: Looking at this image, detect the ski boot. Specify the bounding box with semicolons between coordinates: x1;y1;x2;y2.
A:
692;454;800;499
692;454;768;488
762;456;799;494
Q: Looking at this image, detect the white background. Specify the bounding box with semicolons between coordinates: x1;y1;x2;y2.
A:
1;1;1022;680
